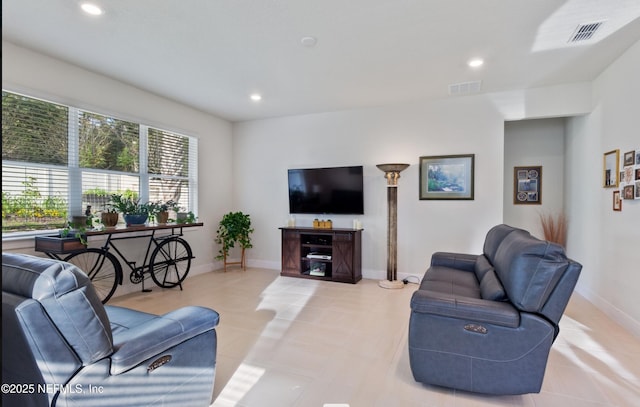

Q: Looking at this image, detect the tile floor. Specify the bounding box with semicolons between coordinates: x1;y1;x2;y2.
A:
109;268;640;407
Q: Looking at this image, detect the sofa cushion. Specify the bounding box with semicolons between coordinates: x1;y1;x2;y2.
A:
479;269;507;301
483;224;518;264
420;266;480;298
492;231;568;312
474;255;493;281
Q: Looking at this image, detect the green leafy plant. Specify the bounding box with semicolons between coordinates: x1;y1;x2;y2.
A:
147;199;181;216
60;222;88;245
215;211;254;260
147;200;181;223
110;194;149;215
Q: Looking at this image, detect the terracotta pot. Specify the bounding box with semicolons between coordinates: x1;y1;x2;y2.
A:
101;212;119;228
156;211;169;224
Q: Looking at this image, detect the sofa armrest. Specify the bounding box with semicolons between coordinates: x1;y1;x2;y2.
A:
430;252;478;272
410;289;519;328
109;306;219;375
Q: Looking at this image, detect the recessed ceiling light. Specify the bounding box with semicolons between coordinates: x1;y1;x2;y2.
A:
250;94;262;102
300;36;317;47
468;58;484;68
81;3;104;16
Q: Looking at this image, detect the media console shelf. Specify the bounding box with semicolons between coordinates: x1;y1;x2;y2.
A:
279;227;362;283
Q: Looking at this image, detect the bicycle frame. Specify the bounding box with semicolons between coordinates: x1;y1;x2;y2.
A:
100;228;177;292
35;223;203;299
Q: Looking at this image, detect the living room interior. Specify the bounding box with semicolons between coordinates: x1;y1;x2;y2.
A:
2;1;640;406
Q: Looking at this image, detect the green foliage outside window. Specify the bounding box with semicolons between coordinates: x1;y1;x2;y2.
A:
79;111;139;172
1;177;68;232
2;91;68;165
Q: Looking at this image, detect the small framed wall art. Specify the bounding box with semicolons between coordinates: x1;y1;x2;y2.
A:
618;147;640;200
419;154;474;200
613;190;622;211
624;150;635;166
513;166;542;205
603;149;620;188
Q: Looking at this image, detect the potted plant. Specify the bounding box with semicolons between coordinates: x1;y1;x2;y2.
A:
61;209;93;245
146;201;162;224
177;210;197;224
215;212;254;269
110;194;149;226
100;207;119;228
147;199;180;224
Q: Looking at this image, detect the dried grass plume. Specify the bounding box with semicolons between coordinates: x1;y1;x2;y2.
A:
539;212;567;247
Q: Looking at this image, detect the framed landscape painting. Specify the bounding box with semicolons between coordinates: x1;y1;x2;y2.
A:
419;154;474;200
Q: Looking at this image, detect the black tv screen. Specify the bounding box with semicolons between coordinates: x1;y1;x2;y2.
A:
288;166;364;215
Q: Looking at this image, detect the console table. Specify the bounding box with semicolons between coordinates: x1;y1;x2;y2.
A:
279;227;362;283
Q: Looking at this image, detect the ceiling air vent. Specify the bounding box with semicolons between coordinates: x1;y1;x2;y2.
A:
569;21;604;42
449;81;482;96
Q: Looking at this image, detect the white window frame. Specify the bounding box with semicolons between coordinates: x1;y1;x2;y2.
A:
2;90;198;239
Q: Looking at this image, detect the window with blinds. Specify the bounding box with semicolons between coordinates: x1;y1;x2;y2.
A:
2;90;198;235
79;111;139;172
148;128;195;211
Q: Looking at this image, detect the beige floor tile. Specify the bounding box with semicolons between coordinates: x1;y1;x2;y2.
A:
108;268;640;407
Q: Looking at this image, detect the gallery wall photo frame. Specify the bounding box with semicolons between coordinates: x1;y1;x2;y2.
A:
603;149;620;188
513;166;542;205
618;147;640;201
613;190;622;211
419;154;474;200
624;150;635;166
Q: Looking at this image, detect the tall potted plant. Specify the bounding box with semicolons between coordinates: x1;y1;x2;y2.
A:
215;211;254;270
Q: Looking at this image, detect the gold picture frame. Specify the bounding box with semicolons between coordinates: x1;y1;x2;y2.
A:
603;149;620;188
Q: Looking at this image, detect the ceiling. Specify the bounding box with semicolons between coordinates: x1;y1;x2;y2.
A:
3;0;640;122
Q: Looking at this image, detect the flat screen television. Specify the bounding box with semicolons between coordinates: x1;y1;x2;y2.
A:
288;166;364;215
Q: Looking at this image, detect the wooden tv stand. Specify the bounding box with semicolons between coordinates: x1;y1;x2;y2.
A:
279;227;362;283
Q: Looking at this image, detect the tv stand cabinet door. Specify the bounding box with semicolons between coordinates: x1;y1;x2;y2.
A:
281;229;301;276
332;231;361;283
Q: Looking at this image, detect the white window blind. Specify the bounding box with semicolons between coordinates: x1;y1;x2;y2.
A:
2;92;70;231
147;127;197;212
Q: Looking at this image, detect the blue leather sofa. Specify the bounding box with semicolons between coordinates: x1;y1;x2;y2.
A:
2;252;220;406
409;224;582;395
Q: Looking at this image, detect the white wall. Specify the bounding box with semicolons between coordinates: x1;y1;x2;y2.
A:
6;38;638;337
504;118;566;239
566;39;640;336
2;41;234;296
233;85;592;282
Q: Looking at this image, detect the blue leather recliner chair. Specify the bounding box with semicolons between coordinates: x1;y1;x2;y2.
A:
409;224;582;395
2;252;220;407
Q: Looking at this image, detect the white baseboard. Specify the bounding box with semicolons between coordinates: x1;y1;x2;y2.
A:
362;268;424;284
575;283;640;338
246;259;280;270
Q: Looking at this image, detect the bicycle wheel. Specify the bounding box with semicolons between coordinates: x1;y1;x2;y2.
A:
150;237;192;288
64;249;121;304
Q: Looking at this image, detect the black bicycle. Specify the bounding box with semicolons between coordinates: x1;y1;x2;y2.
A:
37;224;201;303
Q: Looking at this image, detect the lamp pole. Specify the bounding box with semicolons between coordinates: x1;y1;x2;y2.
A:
376;163;409;289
